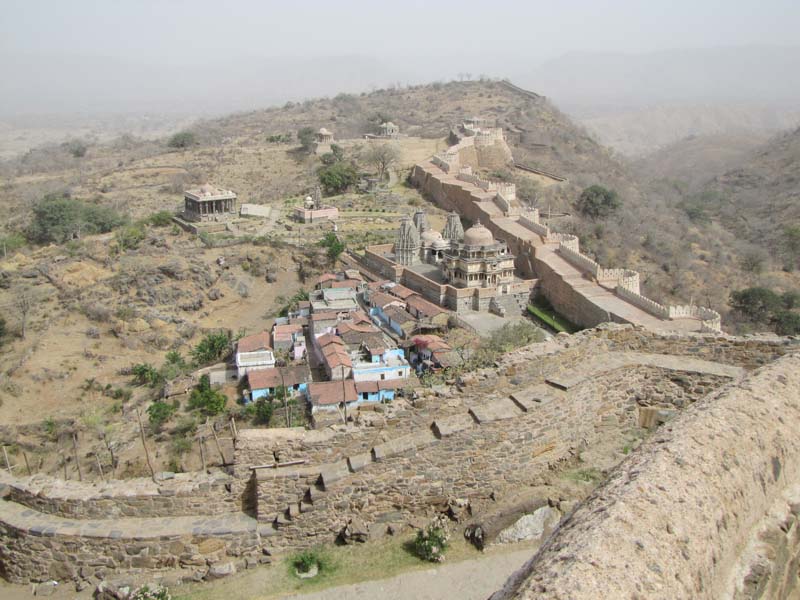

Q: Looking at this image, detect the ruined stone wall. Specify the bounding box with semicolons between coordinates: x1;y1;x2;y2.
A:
490;353;800;600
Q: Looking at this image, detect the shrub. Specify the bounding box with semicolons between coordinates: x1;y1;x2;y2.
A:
318;232;345;262
167;131;195;149
147;400;176;430
191;331;231;365
412;515;450;562
575;185;621;220
289;548;331;576
0;232;26;254
65;139;88;158
131;363;163;387
729;287;782;323
147;211;175;227
130;584;171;600
115;224;146;251
188;374;227;415
253;397;274;425
774;311;800;335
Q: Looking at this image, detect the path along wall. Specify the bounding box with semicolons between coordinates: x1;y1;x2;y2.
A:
490;352;800;600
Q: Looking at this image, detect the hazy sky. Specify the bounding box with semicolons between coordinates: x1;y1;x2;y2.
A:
2;1;800;115
3;0;798;61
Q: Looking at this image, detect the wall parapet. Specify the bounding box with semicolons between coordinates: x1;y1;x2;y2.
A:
615;285;669;319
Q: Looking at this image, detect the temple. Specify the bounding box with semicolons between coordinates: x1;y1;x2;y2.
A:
182;184;237;222
362;209;534;315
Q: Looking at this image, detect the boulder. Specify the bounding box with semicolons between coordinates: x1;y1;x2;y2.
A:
34;581;57;596
496;506;561;545
206;561;236;580
339;517;369;544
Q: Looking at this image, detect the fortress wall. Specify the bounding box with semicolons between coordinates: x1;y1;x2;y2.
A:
360;246;403;282
615;285;669;319
490;353;800;600
534;255;614;327
0;473;236;519
400;268;448;305
0;515;263;585
251;365;729;552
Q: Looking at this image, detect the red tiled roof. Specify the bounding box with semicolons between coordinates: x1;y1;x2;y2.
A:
355;380;379;394
383;305;416;324
413;335;452;352
330;279;362;289
273;323;303;341
248;365;310;390
387;284;417;300
367;280;391;291
406;295;447;317
337;320;379;335
317;332;344;348
370;291;404;309
237;332;272;353
308;380;357;405
378;378;405;390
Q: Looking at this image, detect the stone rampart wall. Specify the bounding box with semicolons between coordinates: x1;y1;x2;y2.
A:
246;364;730;552
490;353;800;600
0;473;236;519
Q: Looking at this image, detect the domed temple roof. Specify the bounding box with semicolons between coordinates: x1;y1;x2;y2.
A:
462;222;495;247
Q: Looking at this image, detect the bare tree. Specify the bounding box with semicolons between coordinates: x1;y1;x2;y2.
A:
14;287;35;339
363;143;401;182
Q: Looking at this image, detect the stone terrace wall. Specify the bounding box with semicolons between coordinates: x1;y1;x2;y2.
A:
490;352;800;600
0;472;236;519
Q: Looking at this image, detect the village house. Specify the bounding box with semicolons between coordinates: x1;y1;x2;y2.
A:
408;334;455;372
378;304;418;338
355;378;404;403
309;287;360;314
235;332;275;378
271;322;306;360
316;333;353;380
405;294;449;325
306;380;357;415
246;365;311;402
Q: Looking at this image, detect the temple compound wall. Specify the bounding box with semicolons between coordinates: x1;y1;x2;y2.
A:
411;130;722;333
0;326;796;585
490;351;800;600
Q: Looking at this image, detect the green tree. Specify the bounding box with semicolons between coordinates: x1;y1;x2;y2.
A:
575;185;622;220
131;363;164;387
191;331;231;365
167;131;196;149
188;374;227;415
729;287;782;323
319;232;346;262
147;400;176;430
26;194;128;244
774;311;800;336
253;397;274;425
297;127;316;152
318;162;358;195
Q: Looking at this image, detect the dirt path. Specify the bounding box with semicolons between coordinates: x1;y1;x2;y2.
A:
277;547;530;600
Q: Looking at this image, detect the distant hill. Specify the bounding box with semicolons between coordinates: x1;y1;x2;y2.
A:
703;127;800;259
633;133;769;191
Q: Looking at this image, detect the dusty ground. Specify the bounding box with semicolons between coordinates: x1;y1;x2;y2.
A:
275;547;532;600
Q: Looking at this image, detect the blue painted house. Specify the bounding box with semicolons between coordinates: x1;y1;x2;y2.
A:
246;365;310;403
